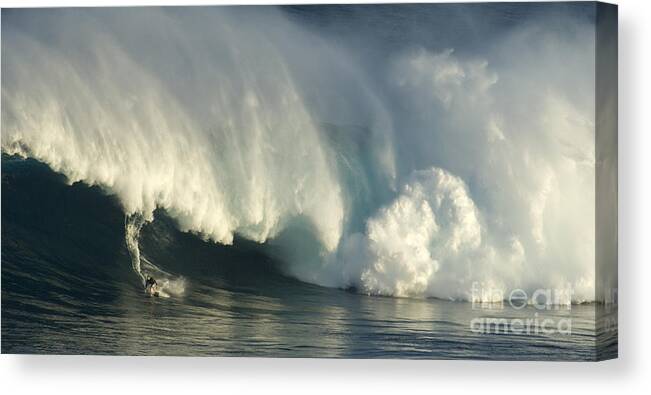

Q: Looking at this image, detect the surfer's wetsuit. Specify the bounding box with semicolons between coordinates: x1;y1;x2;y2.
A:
145;276;158;296
145;276;156;288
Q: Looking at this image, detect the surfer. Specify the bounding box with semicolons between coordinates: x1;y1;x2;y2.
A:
145;276;159;297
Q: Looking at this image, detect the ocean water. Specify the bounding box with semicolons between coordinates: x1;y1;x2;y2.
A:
1;156;616;359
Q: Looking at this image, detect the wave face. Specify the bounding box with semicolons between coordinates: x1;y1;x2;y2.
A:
2;5;597;301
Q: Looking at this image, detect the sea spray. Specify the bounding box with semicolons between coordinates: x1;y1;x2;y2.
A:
125;214;147;284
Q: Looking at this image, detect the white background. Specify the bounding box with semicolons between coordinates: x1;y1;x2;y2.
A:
1;0;649;393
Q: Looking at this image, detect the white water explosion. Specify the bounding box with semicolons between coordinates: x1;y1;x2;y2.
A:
1;7;598;302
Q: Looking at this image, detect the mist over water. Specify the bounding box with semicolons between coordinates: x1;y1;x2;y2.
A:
2;5;597;302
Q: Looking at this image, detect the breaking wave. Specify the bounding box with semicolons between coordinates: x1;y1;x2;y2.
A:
1;6;597;302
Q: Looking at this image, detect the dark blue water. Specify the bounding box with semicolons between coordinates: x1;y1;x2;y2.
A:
1;155;616;359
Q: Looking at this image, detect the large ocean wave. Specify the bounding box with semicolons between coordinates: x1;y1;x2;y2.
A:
1;6;597;302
